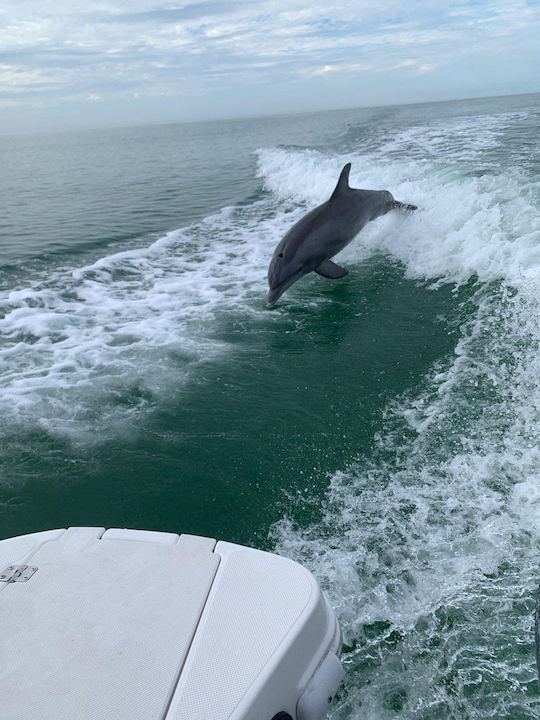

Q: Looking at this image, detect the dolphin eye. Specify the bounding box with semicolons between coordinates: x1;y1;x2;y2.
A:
278;252;284;258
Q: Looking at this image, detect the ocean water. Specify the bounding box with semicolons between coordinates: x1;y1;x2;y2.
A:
1;93;540;717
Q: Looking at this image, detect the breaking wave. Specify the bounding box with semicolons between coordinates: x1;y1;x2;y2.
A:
269;111;540;717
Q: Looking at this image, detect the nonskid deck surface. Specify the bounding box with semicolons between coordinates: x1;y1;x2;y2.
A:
0;527;219;720
0;527;341;720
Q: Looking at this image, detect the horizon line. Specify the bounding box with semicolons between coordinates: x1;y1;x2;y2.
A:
1;88;538;139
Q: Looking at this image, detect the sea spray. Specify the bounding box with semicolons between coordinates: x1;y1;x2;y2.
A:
269;114;540;718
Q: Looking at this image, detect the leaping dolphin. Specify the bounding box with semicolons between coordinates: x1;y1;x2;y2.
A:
267;162;417;305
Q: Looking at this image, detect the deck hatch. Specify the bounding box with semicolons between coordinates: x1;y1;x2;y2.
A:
0;528;220;720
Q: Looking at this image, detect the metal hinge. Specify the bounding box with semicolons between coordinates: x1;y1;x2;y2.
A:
0;565;38;583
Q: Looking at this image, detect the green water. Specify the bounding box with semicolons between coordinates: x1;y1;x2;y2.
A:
1;93;540;718
0;259;467;543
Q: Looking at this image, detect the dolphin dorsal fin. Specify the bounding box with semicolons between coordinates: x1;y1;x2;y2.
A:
330;162;351;199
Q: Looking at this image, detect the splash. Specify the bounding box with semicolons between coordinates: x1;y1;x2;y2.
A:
0;203;289;437
265;112;540;718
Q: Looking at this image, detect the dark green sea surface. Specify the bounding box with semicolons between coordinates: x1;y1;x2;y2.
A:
1;94;540;718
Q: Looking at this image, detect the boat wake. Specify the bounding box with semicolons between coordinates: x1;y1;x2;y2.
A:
269;112;540;718
1;106;540;716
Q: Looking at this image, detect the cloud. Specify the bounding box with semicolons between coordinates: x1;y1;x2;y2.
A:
0;64;50;88
302;57;437;79
0;0;539;127
302;62;374;77
416;63;436;74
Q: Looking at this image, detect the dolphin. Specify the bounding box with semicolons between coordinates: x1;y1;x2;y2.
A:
267;162;417;305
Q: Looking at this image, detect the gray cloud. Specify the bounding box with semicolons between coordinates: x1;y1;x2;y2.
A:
0;0;539;131
108;1;247;24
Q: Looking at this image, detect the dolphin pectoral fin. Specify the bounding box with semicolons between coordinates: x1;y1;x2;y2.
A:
315;260;348;279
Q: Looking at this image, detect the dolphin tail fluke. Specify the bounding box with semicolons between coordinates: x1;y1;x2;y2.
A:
330;163;352;199
393;201;418;211
315;260;348;279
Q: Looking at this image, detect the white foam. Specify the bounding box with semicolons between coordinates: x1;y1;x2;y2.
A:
0;203;294;437
257;144;540;288
273;287;540;717
262;113;540;716
374;113;525;160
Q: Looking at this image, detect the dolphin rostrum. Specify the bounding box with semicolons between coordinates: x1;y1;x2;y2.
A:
267;162;417;304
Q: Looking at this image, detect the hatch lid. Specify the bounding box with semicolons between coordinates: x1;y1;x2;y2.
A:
0;527;219;720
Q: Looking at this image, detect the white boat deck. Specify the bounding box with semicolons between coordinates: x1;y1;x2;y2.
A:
0;527;342;720
0;527;219;720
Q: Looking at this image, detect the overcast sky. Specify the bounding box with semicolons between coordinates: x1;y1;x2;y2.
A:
1;0;539;133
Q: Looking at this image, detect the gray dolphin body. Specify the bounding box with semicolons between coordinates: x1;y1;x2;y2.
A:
267;162;417;304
